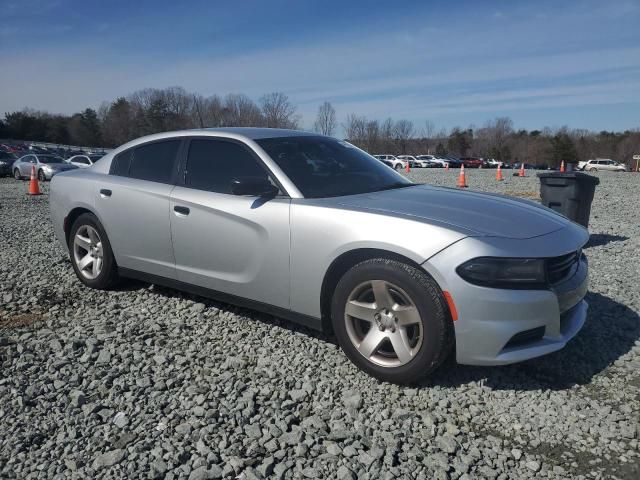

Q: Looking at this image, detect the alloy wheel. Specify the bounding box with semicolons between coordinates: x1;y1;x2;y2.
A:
38;170;45;181
344;280;423;367
73;225;104;280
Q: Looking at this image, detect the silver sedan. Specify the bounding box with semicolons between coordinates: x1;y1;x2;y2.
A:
49;128;589;383
13;153;78;180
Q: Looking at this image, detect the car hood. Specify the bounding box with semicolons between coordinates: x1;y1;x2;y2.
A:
334;184;571;239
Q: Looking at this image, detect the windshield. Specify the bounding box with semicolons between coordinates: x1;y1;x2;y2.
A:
38;156;65;164
256;136;412;198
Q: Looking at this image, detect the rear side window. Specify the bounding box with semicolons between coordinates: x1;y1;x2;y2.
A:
129;140;181;184
111;150;133;176
184;139;270;194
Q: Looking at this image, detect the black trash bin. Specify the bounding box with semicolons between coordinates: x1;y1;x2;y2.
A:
537;172;599;228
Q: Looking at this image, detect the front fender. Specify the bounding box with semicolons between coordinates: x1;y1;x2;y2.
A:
288;202;466;318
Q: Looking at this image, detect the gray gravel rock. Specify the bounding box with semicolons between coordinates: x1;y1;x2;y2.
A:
92;449;125;469
0;173;639;479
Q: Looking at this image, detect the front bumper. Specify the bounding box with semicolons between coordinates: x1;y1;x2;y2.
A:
423;234;589;366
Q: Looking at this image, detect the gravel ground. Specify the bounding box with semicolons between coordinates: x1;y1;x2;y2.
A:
1;170;639;479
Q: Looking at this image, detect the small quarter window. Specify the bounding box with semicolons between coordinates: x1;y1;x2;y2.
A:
110;149;133;176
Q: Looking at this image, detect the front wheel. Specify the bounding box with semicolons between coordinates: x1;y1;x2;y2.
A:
68;213;119;289
394;163;402;170
331;258;454;384
588;167;597;172
13;169;21;180
38;169;46;181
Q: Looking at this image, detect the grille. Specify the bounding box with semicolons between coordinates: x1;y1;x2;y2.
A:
546;250;580;284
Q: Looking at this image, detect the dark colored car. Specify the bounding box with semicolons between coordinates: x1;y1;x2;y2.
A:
459;157;484;168
0;151;18;176
444;156;463;168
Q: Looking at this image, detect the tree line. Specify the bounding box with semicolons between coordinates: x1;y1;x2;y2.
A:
1;86;638;167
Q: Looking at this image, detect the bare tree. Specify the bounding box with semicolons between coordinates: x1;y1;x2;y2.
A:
422;120;435;153
313;101;337;136
259;92;299;129
223;94;263;127
394;119;415;154
477;116;513;160
343;114;367;144
198;95;225;128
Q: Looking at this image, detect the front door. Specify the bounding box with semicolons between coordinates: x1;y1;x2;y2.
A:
170;138;291;309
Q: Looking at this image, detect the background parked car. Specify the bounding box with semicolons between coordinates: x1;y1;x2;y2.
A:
13;154;78;180
416;155;447;167
459;157;483;168
578;158;627;172
0;151;18;176
397;155;421;167
67;154;104;168
373;154;406;170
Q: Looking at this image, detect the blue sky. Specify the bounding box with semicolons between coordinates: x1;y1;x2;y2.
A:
1;0;639;133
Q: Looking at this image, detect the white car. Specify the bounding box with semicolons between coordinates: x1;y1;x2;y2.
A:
374;155;406;170
67;154;105;168
397;155;423;168
417;155;447;167
578;159;627;172
484;158;502;168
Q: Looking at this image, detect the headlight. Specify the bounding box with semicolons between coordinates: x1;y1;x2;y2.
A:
456;257;546;289
42;165;53;171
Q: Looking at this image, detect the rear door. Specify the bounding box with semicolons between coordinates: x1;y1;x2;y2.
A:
97;139;182;279
169;137;291;308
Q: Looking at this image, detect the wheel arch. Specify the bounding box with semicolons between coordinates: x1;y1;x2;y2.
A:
64;206;98;247
319;248;430;333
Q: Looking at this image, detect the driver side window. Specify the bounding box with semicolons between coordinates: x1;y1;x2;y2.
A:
184;139;273;194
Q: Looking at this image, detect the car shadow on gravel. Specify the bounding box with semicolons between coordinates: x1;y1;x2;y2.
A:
425;292;640;391
585;233;629;248
142;283;336;344
118;280;637;390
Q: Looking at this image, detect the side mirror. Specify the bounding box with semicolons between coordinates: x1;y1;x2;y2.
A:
230;177;279;197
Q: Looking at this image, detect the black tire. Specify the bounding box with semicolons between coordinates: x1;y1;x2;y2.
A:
13;169;21;180
331;258;454;384
394;163;402;170
68;213;119;289
37;169;46;181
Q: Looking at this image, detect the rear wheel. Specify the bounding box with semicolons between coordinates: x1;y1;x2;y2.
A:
68;213;119;289
13;169;21;180
394;163;402;170
331;258;453;384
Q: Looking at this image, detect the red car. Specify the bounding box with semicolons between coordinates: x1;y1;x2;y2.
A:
459;157;484;168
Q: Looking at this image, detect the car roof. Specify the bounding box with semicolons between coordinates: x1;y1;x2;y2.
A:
198;127;317;139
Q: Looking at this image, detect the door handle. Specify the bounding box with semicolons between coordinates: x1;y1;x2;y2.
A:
100;189;112;197
174;206;190;216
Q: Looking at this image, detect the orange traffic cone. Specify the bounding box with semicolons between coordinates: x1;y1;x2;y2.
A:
496;163;504;181
457;164;468;188
405;160;410;173
27;165;41;196
518;163;525;177
560;160;565;173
